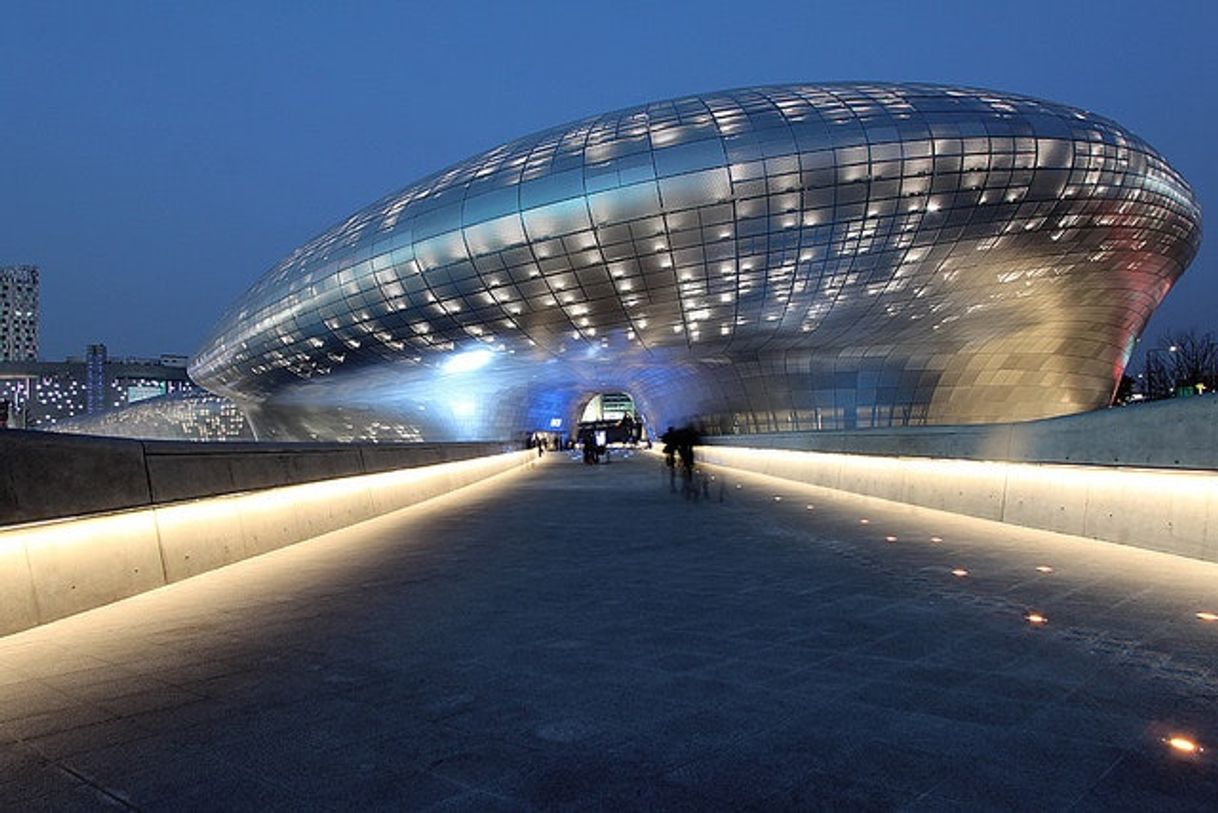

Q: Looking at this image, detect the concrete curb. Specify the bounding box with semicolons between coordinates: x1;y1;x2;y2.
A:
0;450;535;637
0;432;515;527
699;446;1218;564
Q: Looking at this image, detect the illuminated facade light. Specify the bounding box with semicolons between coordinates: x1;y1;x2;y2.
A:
189;84;1201;442
443;349;495;374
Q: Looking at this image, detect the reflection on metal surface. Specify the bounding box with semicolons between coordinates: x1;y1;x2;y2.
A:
54;391;254;441
190;83;1201;442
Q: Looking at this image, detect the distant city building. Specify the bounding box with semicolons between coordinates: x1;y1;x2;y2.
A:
85;343;108;414
580;393;636;422
0;349;205;429
0;265;39;362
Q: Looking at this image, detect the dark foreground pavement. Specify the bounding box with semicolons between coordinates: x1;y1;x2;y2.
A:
2;452;1217;810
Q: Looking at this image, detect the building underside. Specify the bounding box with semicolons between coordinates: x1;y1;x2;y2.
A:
190;83;1201;442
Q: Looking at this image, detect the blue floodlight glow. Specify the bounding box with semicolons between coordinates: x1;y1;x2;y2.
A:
443;349;494;375
450;399;476;417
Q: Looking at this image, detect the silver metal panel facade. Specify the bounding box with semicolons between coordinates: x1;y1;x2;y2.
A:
191;83;1201;442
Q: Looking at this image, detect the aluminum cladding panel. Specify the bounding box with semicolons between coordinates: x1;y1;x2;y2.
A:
190;83;1202;441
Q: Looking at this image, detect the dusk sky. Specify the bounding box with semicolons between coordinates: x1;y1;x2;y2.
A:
3;0;1214;364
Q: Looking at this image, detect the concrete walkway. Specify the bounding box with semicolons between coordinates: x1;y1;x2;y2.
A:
2;452;1217;810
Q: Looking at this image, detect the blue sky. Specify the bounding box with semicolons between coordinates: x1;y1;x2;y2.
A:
2;0;1215;362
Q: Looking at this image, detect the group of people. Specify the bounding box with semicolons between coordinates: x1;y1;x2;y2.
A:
576;427;615;465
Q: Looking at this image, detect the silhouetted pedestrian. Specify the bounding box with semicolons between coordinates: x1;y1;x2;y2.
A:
661;426;677;492
678;441;695;499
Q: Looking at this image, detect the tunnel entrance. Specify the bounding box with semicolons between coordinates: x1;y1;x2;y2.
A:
577;392;647;448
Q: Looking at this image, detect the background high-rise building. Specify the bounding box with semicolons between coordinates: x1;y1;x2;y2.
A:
85;343;108;415
0;265;39;362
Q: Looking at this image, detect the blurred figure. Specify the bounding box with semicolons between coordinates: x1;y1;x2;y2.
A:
659;425;701;499
678;439;695;499
661;426;677;492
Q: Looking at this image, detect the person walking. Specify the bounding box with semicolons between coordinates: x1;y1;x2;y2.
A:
661;426;677;492
677;437;695;499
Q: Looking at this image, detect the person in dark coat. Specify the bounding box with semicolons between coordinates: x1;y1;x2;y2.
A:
660;426;677;492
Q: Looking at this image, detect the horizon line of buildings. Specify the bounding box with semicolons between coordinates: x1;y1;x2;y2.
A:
0;264;251;439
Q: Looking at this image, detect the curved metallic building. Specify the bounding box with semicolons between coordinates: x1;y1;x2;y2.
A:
191;83;1201;441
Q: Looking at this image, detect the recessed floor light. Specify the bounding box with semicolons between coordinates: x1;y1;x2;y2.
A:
1196;612;1218;622
1025;612;1047;626
805;504;815;510
1035;565;1054;573
773;496;782;502
885;536;898;543
859;519;870;525
1167;736;1202;754
951;568;968;577
929;536;943;543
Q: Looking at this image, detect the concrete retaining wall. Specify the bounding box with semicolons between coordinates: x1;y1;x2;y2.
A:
0;449;534;636
698;446;1218;564
706;396;1218;470
0;430;514;527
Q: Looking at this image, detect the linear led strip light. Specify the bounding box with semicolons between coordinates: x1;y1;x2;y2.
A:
696;444;1218;563
0;449;535;636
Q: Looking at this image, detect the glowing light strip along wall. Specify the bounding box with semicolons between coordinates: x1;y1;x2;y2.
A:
0;450;535;637
699;446;1218;564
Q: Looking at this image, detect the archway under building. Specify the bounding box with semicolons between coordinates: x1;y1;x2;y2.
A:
575;391;647;447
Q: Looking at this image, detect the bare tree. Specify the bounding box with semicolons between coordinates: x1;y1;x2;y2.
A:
1138;329;1218;400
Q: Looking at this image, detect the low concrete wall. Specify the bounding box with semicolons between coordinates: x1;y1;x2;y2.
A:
706;396;1218;470
698;446;1218;565
0;430;514;527
0;449;535;636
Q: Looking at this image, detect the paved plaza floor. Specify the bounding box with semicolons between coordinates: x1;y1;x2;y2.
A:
2;452;1217;810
